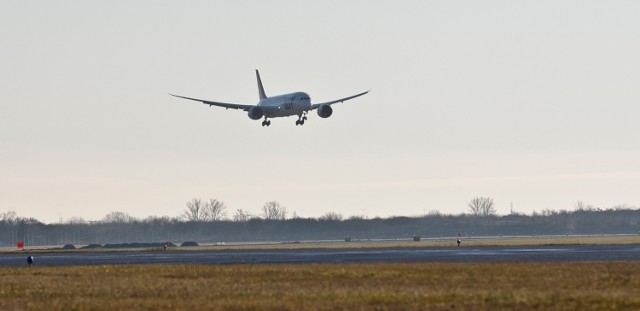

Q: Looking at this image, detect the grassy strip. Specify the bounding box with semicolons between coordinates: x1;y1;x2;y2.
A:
2;235;639;254
0;262;639;310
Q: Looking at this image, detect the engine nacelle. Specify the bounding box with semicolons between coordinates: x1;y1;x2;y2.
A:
317;104;333;118
248;106;264;120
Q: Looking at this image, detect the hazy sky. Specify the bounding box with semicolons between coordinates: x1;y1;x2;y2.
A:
2;1;639;223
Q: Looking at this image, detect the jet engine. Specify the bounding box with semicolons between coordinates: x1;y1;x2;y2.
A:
248;106;264;120
317;104;333;118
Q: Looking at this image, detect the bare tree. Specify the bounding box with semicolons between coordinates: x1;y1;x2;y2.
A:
102;211;134;223
203;198;227;221
348;214;368;221
232;209;251;222
261;201;287;220
468;197;496;216
183;198;205;221
319;212;343;221
1;211;17;223
65;217;87;225
575;200;596;211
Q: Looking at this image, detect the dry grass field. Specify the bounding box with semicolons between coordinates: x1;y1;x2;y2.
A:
1;262;639;310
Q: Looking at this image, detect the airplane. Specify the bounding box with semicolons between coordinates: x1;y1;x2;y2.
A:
170;70;369;126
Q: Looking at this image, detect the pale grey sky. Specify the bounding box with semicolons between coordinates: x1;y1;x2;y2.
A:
1;1;639;223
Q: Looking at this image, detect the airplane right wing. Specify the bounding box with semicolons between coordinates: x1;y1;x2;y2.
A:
169;94;254;111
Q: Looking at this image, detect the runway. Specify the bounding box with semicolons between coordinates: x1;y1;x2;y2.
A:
1;244;639;267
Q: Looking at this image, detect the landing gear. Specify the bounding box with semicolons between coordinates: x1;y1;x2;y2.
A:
295;112;308;126
261;118;271;127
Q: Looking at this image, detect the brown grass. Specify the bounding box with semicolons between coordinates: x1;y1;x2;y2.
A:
1;262;639;310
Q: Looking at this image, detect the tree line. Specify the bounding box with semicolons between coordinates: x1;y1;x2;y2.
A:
1;199;638;246
182;199;290;222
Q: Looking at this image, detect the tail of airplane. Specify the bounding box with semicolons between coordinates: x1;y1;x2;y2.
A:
256;69;267;100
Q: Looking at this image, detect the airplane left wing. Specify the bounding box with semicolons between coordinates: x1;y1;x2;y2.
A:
310;90;370;110
169;94;253;111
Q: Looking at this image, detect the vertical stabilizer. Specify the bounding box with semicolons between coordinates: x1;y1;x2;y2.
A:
256;69;267;100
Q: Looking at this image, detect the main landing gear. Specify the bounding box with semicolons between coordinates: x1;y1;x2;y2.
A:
261;117;271;127
295;112;308;126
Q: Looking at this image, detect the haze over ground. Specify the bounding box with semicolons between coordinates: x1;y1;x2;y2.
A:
1;1;639;223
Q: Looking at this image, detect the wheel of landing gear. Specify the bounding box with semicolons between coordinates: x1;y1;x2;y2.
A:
267;120;271;126
295;120;300;125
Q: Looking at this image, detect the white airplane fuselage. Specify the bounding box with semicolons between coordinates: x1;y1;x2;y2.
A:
258;92;312;118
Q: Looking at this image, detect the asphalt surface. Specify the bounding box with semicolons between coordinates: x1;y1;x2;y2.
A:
1;244;639;267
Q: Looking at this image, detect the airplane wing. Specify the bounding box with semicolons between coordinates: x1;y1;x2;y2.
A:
310;90;370;110
169;94;254;111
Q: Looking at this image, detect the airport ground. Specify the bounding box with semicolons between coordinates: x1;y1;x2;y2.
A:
1;262;639;310
188;234;640;251
1;235;638;310
2;234;639;254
